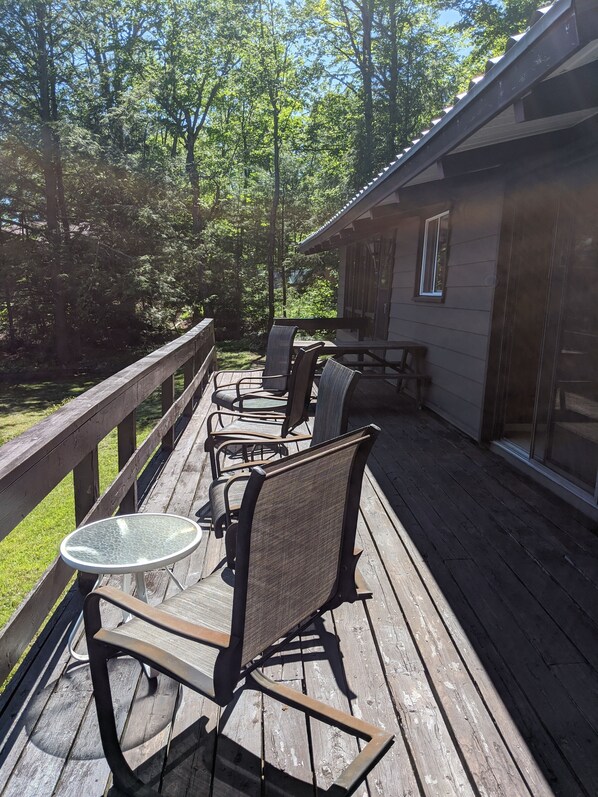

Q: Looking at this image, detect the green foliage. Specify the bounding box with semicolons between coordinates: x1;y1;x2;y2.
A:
447;0;540;72
283;276;338;318
0;0;516;361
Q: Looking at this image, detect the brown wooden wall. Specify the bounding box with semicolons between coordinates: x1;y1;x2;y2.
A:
388;176;505;439
336;176;506;440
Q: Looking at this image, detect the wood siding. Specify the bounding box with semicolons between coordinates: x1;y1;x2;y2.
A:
388;177;505;439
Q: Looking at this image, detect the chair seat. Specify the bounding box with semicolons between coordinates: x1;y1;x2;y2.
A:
102;566;235;698
212;416;287;438
209;475;251;535
212;388;286;412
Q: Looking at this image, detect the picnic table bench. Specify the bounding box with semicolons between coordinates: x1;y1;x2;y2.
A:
292;338;429;408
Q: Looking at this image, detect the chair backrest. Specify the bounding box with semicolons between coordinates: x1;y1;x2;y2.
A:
262;324;297;392
311;359;360;447
230;425;379;671
280;342;323;435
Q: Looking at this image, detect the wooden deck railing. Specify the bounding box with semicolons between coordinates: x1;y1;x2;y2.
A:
0;319;216;684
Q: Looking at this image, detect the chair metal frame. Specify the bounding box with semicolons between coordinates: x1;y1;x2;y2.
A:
212;324;298;407
84;427;393;796
205;342;323;478
209;359;362;534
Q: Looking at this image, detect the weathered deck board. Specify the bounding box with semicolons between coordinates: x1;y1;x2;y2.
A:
1;376;597;797
351;384;598;797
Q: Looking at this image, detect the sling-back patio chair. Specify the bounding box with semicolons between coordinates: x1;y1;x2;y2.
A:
209;358;361;534
205;342;323;479
84;425;393;797
212;323;297;412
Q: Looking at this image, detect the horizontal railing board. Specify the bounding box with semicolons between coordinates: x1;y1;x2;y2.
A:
0;321;213;538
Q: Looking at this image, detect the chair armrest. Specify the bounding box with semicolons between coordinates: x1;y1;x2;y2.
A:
234;373;289;394
214;433;311;474
84;585;232;649
213;368;263;389
207;408;260;436
206;409;287;442
214;439;287;476
233;374;266;390
223;473;252;516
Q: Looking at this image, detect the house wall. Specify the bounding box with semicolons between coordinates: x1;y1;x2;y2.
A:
387;176;505;440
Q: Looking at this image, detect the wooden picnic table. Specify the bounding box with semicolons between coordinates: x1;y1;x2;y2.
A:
293;338;428;407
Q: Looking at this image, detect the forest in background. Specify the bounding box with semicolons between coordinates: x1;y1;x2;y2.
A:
0;0;539;366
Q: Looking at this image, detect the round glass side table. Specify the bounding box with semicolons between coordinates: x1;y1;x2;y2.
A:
60;513;202;663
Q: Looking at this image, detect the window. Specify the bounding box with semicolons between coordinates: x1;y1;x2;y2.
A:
418;211;450;297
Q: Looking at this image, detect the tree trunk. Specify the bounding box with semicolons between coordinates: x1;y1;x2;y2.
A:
266;106;280;329
279;188;286;316
185;129;202;234
5;281;17;350
36;0;70;365
386;0;399;162
0;229;17;350
359;0;375;185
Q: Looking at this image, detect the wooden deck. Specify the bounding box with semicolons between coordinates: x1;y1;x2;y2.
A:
1;375;597;797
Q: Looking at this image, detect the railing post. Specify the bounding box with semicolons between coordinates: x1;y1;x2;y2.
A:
183;357;195;418
118;410;137;514
161;375;175;450
73;447;100;592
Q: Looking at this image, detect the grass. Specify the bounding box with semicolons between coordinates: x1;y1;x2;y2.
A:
0;342;256;632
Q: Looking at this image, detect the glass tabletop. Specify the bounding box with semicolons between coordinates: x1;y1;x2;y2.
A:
60;514;202;574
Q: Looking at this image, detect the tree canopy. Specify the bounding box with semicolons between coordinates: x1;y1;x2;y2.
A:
0;0;536;364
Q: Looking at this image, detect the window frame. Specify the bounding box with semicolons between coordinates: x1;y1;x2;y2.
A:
415;210;450;301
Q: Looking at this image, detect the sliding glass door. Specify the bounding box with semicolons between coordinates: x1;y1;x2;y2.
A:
533;161;598;495
498;158;598;501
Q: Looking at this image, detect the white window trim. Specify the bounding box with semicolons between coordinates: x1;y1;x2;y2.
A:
419;211;450;297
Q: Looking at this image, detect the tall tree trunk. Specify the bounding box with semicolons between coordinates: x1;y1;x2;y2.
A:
279;189;286;317
185;129;202;234
266;106;279;329
36;0;70;365
0;230;17;351
359;0;375;186
5;281;17;350
386;0;399;162
185;127;205;321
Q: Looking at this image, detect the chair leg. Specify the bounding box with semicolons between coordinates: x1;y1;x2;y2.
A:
247;670;393;797
87;639;159;795
85;597;159;796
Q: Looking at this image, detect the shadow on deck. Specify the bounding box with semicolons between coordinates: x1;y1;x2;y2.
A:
0;377;596;797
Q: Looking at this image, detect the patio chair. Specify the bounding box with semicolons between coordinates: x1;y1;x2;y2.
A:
212;323;297;411
205;342;323;479
209;358;361;534
84;426;393;796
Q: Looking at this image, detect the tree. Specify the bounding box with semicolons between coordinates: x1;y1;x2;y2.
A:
304;0;465;187
151;0;246;234
448;0;540;68
0;0;76;363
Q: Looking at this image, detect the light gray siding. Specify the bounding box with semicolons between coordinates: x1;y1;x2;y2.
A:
387;177;504;440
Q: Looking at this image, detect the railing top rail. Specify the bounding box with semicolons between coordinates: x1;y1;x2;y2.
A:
0;320;212;479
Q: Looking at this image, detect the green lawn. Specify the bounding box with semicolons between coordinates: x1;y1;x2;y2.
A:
0;343;257;632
